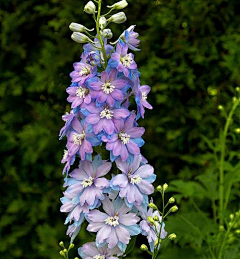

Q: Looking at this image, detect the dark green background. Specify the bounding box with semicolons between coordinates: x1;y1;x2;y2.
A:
1;0;240;258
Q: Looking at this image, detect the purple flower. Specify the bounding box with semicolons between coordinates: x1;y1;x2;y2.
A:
65;155;111;207
67;84;92;109
111;155;156;206
89;69;127;107
121;25;140;51
87;196;141;251
133;78;153;119
70;57;97;86
84;103;130;135
78;242;122;259
109;41;137;78
59;110;76;139
66;117;100;160
139;206;167;252
102;114;145;162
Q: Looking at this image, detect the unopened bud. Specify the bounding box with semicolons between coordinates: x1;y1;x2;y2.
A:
168;233;177;240
219;225;225;232
69;23;94;33
235;229;240;234
230;214;234;221
74;258;79;259
153;215;160;222
156;185;162;192
99;17;107;30
84;1;96;14
148;203;158;210
107;0;128;10
154;238;160;247
63;249;68;253
163;183;168;192
169;197;175;204
59;251;65;256
147;216;155;225
218;105;223;110
233;97;238;103
71;32;92;44
235;128;240;133
140;244;148;251
236;87;240;92
170;205;178;213
108;12;127;24
69;243;74;249
59;241;64;247
102;29;113;39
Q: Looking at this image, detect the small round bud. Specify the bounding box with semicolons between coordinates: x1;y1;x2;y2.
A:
182;22;188;28
230;214;234;221
107;0;128;10
235;128;240;133
147;216;155;225
69;23;94;33
71;32;92;44
233;97;238;103
102;29;113;39
148;202;158;210
108;12;127;24
156;185;162;192
154;238;160;247
99;17;107;30
219;225;225;232
84;1;96;14
59;241;64;247
74;258;80;259
153;215;160;222
236;87;240;92
163;183;168;192
235;229;240;234
170;205;178;213
59;251;65;256
218;105;223;110
169;197;175;204
140;244;148;251
168;233;177;240
69;243;74;249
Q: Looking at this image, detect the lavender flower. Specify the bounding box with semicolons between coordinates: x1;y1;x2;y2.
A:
109;41;137;78
111;155;156;207
102;114;145;162
65;155;111;207
67;84;92;109
78;242;122;259
121;25;140;51
84;103;130;135
87;196;141;251
59;110;76;139
89;69;128;107
139;206;167;252
66;117;100;160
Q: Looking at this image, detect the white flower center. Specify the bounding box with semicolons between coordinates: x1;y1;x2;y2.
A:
79;66;90;76
142;92;147;100
121;54;133;67
100;108;113;119
93;255;105;259
130;174;142;185
63;150;68;160
105;215;119;227
76;87;88;98
81;176;94;188
102;82;115;94
119;132;131;144
72;132;85;145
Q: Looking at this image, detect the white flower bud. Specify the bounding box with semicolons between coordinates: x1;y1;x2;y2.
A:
84;1;96;14
69;23;94;32
99;16;108;30
107;0;128;10
108;12;127;24
71;32;92;44
102;29;113;39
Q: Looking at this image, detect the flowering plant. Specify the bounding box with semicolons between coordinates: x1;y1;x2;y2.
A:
59;1;177;258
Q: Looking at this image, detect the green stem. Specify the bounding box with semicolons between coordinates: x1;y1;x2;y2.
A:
95;0;108;68
219;99;239;225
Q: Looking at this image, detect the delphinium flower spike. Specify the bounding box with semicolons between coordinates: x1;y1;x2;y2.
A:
59;1;177;258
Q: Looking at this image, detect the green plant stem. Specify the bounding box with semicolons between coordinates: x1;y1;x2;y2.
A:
152;192;165;259
95;0;108;68
219;99;239;225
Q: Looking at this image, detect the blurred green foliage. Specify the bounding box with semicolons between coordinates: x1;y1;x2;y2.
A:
1;0;240;258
